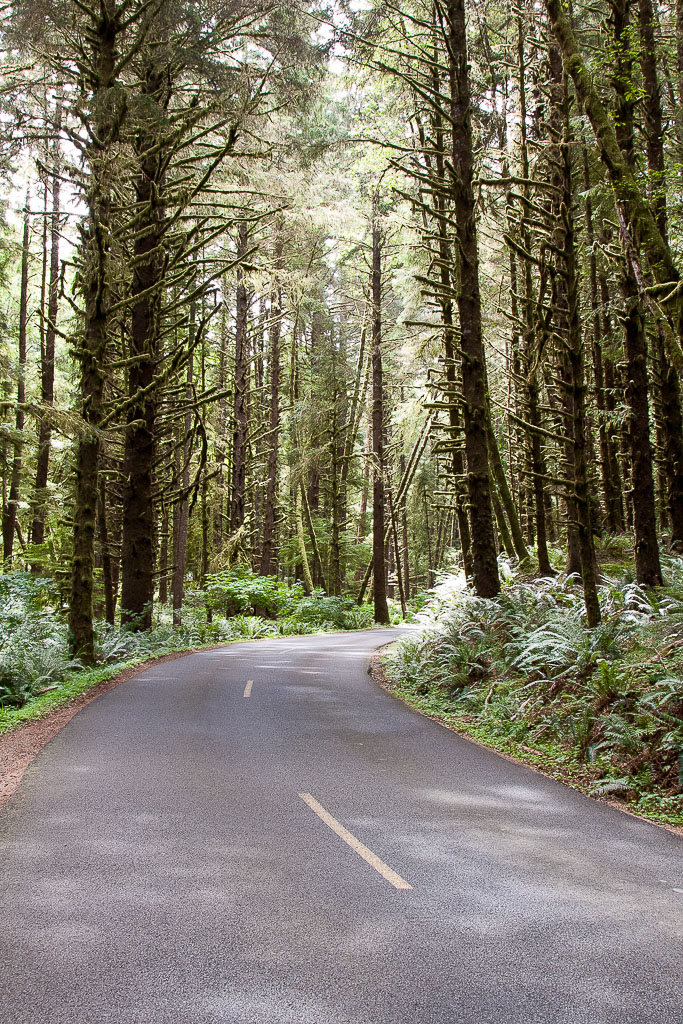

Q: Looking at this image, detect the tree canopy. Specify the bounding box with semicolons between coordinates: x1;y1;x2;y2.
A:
0;0;682;658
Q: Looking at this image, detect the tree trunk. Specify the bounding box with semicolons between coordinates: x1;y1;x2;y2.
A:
172;347;193;625
31;102;61;562
98;478;115;625
371;198;389;624
653;326;683;547
400;451;410;599
599;271;626;531
544;0;683;374
676;0;683;163
357;428;370;545
3;203;29;567
69;10;121;663
528;380;554;576
295;482;314;596
487;419;530;565
639;0;667;237
445;0;499;597
230;222;249;533
120;69;166;628
608;0;664;584
637;0;683;547
564;177;602;626
423;61;474;582
158;500;169;605
301;482;327;593
259;252;282;575
548;42;600;621
623;269;664;584
583;149;623;534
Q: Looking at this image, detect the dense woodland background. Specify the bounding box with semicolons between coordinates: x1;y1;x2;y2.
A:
1;0;682;819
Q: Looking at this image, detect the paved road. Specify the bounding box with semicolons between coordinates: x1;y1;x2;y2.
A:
1;629;681;1024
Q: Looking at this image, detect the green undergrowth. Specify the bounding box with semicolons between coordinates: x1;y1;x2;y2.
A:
0;569;396;736
382;545;683;829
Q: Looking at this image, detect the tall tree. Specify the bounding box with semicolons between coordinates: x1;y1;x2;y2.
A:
3;201;29;566
230;221;250;535
259;240;283;576
31;99;61;561
371;196;389;624
444;0;499;597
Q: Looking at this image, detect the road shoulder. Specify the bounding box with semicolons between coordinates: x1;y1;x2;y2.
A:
371;648;683;838
0;648;216;812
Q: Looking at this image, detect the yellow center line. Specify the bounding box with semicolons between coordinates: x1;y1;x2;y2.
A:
243;679;253;698
298;792;413;891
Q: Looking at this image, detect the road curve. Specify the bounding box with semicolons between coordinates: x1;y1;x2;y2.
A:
0;628;681;1024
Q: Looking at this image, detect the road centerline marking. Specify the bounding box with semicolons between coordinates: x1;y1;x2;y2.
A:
298;792;412;891
243;679;253;698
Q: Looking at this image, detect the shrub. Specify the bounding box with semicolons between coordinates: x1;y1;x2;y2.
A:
202;569;300;619
289;595;374;630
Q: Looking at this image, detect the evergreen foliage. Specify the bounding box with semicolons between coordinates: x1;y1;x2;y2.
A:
0;0;682;814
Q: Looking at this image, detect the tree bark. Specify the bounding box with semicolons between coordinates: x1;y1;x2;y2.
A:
171;342;193;625
295;482;314;596
544;0;683;373
259;243;282;576
637;0;683;546
608;0;664;584
98;478;115;625
3;203;29;567
623;270;664;584
158;499;169;605
301;481;327;593
639;0;667;238
120;65;167;628
371;197;389;624
583;148;624;534
445;0;499;597
653;326;683;547
230;221;249;534
548;42;600;621
422;58;474;582
69;7;122;662
31;101;61;561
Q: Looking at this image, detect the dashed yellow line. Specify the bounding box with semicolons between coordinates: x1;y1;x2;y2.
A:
299;792;412;891
243;679;253;698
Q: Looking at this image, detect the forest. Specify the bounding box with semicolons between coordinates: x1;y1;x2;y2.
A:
0;0;682;826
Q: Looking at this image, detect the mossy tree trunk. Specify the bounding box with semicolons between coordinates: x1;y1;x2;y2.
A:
31;101;61;564
371;196;390;624
259;238;282;577
120;64;167;629
69;5;124;662
230;221;249;535
3;202;29;567
445;0;499;598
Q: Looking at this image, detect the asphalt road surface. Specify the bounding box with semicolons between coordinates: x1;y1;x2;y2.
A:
1;628;682;1024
